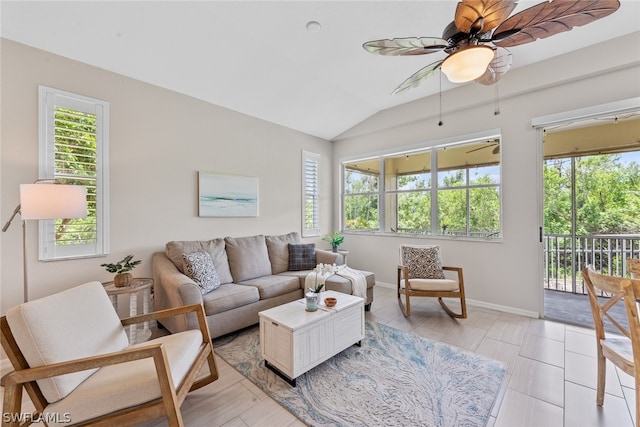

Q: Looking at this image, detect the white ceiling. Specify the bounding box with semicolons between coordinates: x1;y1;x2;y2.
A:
2;1;639;140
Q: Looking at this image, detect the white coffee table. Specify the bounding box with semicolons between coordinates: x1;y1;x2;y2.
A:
258;290;364;386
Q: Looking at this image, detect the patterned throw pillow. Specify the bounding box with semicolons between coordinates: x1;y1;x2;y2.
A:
401;245;445;279
182;251;221;294
288;243;317;271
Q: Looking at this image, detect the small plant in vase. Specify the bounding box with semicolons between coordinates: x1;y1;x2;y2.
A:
322;232;344;253
101;255;141;288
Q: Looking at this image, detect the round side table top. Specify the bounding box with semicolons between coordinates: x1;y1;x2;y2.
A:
102;277;153;295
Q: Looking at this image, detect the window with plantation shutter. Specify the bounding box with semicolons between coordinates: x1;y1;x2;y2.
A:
302;151;320;237
38;86;109;260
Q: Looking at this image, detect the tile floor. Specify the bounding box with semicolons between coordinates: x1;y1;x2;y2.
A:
1;285;636;426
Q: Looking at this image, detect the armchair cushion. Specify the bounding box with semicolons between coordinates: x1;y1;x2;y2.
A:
5;281;129;403
46;330;203;426
400;278;459;292
401;245;445;279
182;251;221;294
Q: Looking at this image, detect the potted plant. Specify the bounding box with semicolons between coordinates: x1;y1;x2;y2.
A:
101;255;141;288
306;283;324;312
322;232;344;253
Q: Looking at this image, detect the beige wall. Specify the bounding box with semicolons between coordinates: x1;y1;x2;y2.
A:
0;39;334;312
2;33;639;318
332;33;640;317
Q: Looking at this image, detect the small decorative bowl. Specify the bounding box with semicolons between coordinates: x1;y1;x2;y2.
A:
324;297;337;307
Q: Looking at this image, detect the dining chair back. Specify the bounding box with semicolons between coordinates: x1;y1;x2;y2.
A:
582;267;639;426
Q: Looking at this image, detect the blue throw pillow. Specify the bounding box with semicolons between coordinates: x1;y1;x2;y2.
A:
288;243;317;271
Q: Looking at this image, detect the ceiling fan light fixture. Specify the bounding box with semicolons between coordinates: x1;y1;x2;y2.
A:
441;45;494;83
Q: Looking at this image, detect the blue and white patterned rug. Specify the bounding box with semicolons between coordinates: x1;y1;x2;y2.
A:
214;321;505;427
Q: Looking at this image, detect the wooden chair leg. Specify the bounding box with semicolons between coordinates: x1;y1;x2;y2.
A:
635;374;640;427
596;351;606;406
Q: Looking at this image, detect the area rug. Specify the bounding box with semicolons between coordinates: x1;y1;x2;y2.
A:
214;321;506;427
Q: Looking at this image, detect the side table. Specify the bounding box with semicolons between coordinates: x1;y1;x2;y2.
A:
102;278;153;344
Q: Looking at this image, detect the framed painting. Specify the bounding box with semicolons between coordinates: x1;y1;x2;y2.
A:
198;172;259;217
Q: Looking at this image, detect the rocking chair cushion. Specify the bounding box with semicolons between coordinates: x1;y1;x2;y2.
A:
400;278;459;292
6;281;129;403
401;245;445;279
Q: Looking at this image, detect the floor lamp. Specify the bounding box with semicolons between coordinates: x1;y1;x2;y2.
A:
2;182;87;302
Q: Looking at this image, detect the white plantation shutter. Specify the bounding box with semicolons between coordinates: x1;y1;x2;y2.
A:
302;151;320;237
38;86;110;259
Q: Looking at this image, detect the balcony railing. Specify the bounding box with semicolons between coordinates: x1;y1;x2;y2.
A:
544;234;640;294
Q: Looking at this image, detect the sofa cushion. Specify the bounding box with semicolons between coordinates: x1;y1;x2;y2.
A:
288;243;317;271
6;282;129;403
165;239;233;284
47;330;202;426
266;232;301;274
225;235;272;282
238;275;301;299
201;283;260;315
182;251;221;294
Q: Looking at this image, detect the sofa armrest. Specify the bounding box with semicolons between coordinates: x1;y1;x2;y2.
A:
152;252;204;333
316;249;344;265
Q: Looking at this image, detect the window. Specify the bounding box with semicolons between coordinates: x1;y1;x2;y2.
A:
342;135;501;239
38;86;109;260
302;151;320;237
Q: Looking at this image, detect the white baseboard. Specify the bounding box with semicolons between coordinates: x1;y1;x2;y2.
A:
374;281;539;319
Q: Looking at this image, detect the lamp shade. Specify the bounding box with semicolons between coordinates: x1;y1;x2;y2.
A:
20;184;87;220
441;45;494;83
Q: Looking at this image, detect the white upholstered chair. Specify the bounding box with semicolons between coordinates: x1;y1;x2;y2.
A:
397;245;467;318
0;281;218;427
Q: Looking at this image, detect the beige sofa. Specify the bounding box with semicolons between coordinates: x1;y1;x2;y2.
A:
152;232;375;338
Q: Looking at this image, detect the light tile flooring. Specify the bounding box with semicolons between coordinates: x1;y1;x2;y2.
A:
1;285;636;426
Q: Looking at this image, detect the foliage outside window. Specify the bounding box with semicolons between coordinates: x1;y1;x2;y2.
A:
39;86;109;260
544;154;640;235
343;137;501;239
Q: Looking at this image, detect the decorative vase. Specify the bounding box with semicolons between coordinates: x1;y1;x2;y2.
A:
114;272;133;288
305;291;319;311
332;245;338;253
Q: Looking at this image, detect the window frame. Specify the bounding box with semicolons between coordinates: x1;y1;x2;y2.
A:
302;150;320;237
341;130;502;240
38;85;110;260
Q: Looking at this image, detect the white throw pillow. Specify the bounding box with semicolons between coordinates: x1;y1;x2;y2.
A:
182;251;221;294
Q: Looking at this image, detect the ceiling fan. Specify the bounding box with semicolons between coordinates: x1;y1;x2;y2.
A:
467;140;500;154
363;0;621;94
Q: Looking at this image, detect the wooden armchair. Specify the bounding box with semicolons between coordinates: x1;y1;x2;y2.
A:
582;267;639;426
1;281;218;427
397;245;467;318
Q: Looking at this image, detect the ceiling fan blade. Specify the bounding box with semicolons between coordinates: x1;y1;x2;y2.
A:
475;47;512;85
466;142;499;153
392;60;443;94
363;37;448;56
492;0;621;48
454;0;517;34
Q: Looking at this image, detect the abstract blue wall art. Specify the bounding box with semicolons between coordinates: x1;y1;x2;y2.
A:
198;172;259;217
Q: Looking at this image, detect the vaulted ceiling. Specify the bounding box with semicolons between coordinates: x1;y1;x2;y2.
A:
2;1;639;140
